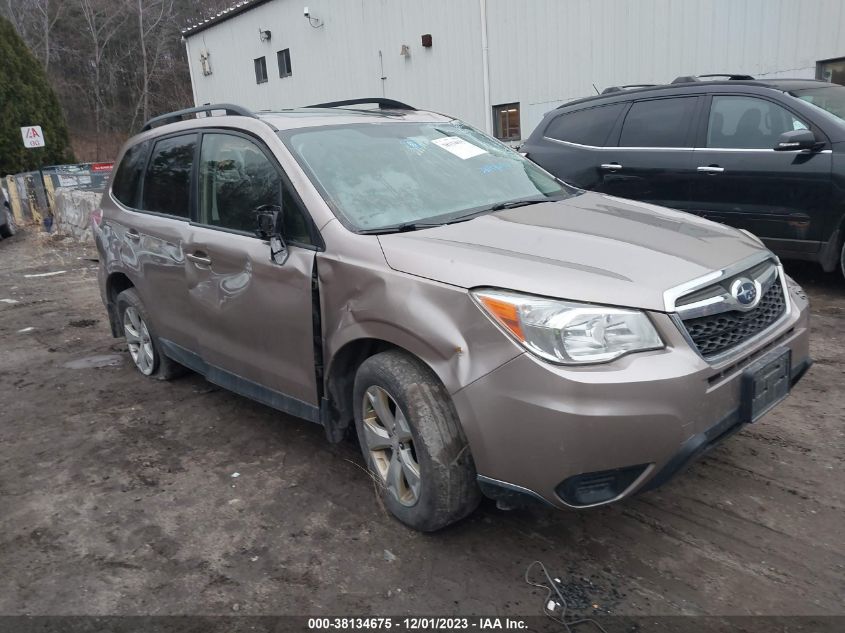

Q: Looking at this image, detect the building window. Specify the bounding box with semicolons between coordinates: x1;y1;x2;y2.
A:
254;56;268;84
277;49;292;78
493;103;520;141
817;57;845;86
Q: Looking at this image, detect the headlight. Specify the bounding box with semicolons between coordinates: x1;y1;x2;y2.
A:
472;289;664;364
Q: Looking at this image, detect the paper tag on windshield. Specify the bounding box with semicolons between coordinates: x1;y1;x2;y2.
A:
431;136;487;159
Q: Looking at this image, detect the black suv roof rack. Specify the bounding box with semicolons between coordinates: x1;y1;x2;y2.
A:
306;98;415;110
141;103;256;132
601;84;658;94
671;73;755;84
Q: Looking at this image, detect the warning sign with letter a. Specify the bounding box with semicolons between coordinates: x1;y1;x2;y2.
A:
21;126;45;148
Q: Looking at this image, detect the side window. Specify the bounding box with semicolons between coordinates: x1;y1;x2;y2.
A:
141;135;195;218
254;56;268;84
618;97;697;148
112;141;148;207
544;103;625;147
706;96;810;149
198;133;312;243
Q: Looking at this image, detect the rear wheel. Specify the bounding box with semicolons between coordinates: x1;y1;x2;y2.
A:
353;350;481;531
116;288;184;380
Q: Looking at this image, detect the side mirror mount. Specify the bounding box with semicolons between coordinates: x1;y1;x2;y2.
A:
773;129;818;152
255;204;289;265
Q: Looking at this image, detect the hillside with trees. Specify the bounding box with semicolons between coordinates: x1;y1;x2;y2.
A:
1;0;231;163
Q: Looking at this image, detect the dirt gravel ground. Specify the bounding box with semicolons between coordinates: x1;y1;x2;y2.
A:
0;229;843;624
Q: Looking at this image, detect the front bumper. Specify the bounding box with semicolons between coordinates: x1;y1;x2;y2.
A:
452;286;811;509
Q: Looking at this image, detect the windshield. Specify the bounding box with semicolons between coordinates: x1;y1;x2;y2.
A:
279;120;573;231
791;85;845;122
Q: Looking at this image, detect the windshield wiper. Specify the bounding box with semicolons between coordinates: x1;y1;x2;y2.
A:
485;198;552;212
357;221;445;235
428;198;554;227
358;198;555;234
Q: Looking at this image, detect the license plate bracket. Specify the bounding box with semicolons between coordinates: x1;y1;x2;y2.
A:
741;347;792;423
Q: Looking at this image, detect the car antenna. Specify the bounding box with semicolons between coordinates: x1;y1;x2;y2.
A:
592;83;600;95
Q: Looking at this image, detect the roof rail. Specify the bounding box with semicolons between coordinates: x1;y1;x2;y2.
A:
601;84;658;94
306;98;415;110
671;73;755;84
141;103;256;132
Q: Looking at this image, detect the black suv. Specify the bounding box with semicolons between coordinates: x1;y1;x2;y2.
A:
522;75;845;278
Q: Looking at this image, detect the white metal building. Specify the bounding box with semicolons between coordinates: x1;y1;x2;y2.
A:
183;0;845;142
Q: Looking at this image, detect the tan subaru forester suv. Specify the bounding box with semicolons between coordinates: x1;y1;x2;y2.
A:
95;100;811;531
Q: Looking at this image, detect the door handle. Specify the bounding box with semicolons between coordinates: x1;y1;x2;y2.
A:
187;253;212;266
126;229;141;241
600;163;623;170
697;166;725;173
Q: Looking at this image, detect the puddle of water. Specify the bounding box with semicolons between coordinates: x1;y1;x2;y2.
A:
64;354;123;369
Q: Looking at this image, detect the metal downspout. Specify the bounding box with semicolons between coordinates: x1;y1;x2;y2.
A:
479;0;493;135
183;37;199;106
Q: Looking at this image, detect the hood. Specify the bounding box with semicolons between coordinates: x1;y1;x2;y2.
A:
377;192;768;311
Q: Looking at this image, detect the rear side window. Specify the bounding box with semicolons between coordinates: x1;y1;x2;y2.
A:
112;142;148;207
544;103;626;147
618;97;697;148
142;135;196;218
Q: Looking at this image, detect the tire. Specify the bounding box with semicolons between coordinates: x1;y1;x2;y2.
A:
0;209;14;238
352;350;481;531
840;239;845;281
115;288;185;380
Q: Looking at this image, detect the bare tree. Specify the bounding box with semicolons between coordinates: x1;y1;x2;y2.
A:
78;0;126;159
34;0;63;70
2;0;63;68
125;0;175;128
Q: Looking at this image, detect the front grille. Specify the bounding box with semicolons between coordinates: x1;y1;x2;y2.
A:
681;281;786;358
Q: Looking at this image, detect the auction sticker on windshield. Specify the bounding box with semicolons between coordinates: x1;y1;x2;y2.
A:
431;136;486;159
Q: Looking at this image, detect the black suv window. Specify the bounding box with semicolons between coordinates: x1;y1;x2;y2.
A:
545;103;625;147
142;135;195;218
112;141;148;207
706;96;810;149
619;97;697;148
198;133;312;243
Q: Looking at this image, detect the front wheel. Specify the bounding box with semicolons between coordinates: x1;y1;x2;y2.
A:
353;350;481;531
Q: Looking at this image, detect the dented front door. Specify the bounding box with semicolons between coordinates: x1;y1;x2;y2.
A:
185;130;319;410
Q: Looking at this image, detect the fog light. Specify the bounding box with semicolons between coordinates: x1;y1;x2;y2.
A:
556;464;648;506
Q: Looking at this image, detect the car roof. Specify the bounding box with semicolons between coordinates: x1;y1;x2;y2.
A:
559;78;833;111
135;103;455;140
255;107;453;131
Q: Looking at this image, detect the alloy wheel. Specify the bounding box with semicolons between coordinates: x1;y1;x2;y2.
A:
361;385;421;506
123;306;155;376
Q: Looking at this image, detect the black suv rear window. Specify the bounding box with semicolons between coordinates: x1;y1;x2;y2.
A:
545;103;625;147
619;97;697;148
141;135;196;218
112;142;148;207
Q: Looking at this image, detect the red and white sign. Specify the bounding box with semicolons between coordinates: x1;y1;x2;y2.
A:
21;126;45;148
91;162;114;172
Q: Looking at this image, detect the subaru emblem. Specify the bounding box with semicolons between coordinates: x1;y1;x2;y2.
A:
731;278;759;310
